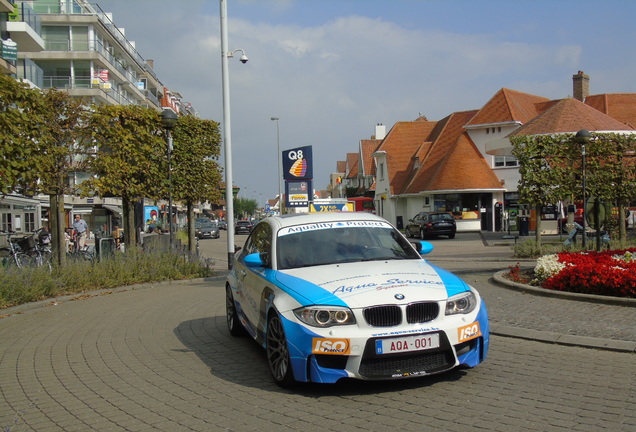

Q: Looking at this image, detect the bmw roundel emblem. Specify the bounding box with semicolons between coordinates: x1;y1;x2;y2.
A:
395;293;405;300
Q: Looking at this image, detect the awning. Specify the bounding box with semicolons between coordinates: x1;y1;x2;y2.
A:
103;205;123;216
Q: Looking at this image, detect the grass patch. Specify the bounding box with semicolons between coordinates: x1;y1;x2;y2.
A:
0;247;217;309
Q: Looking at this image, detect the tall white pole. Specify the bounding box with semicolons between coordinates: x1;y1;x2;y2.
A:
220;0;235;269
271;117;281;213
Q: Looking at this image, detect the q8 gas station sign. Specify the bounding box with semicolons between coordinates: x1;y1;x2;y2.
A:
283;146;313;207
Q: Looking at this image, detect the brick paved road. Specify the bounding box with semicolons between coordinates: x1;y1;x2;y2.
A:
1;280;634;431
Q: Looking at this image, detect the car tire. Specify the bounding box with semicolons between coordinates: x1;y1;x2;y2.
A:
405;228;412;238
419;229;427;240
448;233;455;239
226;285;246;337
266;313;296;387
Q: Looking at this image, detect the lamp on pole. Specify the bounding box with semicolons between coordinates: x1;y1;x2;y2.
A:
161;109;178;248
575;129;591;248
220;0;248;269
270;117;281;214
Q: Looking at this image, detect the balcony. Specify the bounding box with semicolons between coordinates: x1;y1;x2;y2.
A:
6;1;45;52
0;0;13;14
42;75;139;106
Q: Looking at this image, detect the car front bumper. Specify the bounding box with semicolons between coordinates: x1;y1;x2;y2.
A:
279;300;489;383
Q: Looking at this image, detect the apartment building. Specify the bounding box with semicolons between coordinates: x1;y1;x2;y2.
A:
1;0;194;236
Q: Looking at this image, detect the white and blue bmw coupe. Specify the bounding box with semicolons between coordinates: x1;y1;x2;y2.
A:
225;212;489;387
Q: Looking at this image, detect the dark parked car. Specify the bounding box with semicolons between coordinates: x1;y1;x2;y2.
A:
218;220;228;230
234;220;254;234
405;212;456;239
195;221;220;239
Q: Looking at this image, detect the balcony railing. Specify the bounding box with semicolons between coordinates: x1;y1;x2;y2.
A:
42;75;139;106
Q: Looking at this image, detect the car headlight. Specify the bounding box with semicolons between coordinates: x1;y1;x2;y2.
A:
293;306;356;327
445;291;477;315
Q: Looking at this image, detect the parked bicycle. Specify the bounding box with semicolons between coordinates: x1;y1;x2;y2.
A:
0;231;35;268
23;228;53;272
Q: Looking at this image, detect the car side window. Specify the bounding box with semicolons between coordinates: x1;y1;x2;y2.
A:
241;223;272;267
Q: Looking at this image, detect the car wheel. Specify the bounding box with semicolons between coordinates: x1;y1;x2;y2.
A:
226;285;246;336
448;233;455;239
266;313;296;387
405;228;412;238
419;229;427;240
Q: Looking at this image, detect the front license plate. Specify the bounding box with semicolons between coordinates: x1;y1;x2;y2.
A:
375;333;440;355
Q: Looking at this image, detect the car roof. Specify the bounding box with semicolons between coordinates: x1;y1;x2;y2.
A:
258;212;391;230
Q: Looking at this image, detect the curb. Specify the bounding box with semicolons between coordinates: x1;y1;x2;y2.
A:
492;270;636;307
491;269;636;353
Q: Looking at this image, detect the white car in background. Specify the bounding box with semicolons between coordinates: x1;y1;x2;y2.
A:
225;212;489;387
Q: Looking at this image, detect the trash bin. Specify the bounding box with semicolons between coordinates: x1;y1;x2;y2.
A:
396;216;403;230
519;216;529;236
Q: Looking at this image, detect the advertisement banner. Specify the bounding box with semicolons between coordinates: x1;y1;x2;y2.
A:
282;146;313;180
286;180;311;207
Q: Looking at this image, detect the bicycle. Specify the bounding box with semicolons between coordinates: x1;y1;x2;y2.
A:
67;229;94;262
0;231;35;268
24;228;53;272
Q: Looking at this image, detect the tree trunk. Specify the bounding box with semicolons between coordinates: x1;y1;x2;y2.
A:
122;197;136;248
618;201;627;246
534;204;542;251
187;201;195;255
49;194;67;266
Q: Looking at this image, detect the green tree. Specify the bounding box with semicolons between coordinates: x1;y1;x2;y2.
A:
0;74;45;194
33;90;89;266
234;197;258;220
81;105;166;248
171;115;222;253
512;134;575;249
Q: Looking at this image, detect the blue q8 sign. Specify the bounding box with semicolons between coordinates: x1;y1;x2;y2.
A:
282;146;313;180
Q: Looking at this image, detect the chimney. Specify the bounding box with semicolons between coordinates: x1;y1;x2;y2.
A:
146;59;154;69
374;123;386;140
573;70;589;102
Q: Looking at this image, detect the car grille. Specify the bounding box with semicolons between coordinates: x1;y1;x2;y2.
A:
359;350;455;379
363;302;439;327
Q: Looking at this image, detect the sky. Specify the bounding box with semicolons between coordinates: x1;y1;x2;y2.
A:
95;0;636;206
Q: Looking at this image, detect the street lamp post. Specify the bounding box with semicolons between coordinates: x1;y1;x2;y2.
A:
161;109;178;248
220;0;248;269
271;117;281;214
575;129;591;249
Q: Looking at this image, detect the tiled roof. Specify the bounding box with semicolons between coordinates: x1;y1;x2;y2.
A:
336;160;346;174
585;93;636;128
509;98;635;137
360;139;381;176
346;153;359;178
404;110;502;193
375;120;438;195
467;88;550;126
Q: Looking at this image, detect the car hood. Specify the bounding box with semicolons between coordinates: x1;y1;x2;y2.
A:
275;260;470;308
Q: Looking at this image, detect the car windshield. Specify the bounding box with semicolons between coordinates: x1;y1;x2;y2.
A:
199;223;217;229
277;222;421;269
431;213;453;222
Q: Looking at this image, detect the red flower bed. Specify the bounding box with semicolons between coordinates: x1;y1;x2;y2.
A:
542;248;636;298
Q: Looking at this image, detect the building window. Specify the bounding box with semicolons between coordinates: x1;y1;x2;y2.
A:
1;213;12;232
379;162;384;181
494;156;519;167
24;213;35;233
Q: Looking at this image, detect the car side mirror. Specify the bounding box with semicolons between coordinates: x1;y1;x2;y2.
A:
414;241;434;255
244;252;264;267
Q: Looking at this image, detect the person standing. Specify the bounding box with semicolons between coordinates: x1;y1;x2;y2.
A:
73;215;89;248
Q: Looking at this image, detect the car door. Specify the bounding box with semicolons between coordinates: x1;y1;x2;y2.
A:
235;223;273;331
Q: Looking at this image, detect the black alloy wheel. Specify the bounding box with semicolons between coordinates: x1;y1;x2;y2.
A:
266;313;296;387
226;286;246;336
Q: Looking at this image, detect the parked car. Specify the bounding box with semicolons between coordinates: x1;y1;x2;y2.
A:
405;212;457;239
218;220;228;230
195;221;220;239
234;220;254;234
226;212;489;387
